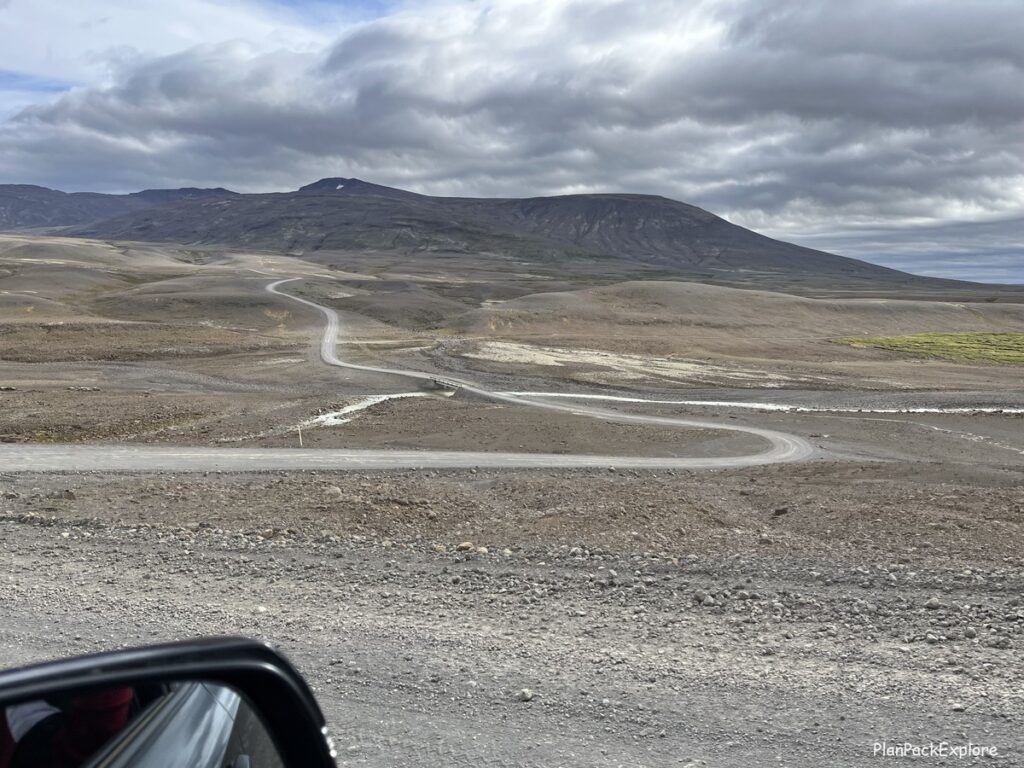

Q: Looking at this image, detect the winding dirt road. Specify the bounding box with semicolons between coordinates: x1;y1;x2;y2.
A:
262;278;814;468
0;279;815;472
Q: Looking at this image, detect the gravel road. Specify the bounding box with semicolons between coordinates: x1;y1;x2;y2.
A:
1;463;1021;767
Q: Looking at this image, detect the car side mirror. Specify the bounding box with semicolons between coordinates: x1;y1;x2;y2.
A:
0;638;335;768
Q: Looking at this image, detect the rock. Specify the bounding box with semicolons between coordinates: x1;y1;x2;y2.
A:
758;533;773;545
964;626;978;639
701;595;716;607
924;597;942;610
772;506;790;517
456;541;473;552
951;703;966;712
325;486;343;499
476;546;489;555
516;688;535;702
60;489;76;500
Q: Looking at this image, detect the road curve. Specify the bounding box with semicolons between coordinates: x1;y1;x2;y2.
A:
261;278;814;469
0;281;814;473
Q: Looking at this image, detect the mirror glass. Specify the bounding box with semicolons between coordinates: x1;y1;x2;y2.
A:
2;681;285;768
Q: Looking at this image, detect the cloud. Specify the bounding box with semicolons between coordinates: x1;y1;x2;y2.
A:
0;0;1022;282
780;217;1024;284
0;0;331;85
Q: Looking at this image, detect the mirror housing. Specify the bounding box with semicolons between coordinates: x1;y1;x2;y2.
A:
0;638;335;768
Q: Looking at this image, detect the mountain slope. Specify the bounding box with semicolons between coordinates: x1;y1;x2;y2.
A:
471;193;901;278
0;185;237;230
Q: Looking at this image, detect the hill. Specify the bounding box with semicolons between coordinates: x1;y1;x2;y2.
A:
0;184;236;230
2;177;1017;293
454;279;1024;354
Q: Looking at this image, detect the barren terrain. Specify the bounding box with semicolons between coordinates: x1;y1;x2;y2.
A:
1;233;1022;766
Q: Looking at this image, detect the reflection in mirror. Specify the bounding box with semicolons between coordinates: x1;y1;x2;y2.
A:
1;681;285;768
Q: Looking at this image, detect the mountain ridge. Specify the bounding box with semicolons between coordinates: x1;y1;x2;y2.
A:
0;178;1012;292
0;184;237;230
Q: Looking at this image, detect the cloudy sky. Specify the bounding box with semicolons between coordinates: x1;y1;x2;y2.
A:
1;0;1021;282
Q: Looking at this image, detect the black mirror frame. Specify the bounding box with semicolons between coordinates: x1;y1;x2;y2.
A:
0;637;335;767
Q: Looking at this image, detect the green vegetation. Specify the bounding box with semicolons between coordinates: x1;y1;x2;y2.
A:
842;332;1024;364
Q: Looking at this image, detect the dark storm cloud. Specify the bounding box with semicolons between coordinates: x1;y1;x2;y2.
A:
0;0;1021;281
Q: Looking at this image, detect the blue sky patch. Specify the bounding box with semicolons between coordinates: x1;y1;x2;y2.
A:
265;0;398;21
0;70;73;94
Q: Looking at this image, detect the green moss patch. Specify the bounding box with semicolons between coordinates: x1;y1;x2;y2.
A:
841;332;1024;364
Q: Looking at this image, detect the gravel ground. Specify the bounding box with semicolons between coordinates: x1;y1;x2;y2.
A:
1;459;1022;767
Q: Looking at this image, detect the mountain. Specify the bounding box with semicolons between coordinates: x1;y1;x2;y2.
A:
0;184;237;230
0;177;1006;291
